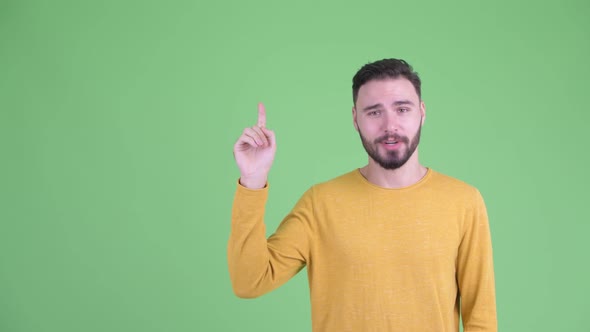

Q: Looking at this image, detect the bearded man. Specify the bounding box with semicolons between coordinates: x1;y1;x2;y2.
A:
228;58;498;332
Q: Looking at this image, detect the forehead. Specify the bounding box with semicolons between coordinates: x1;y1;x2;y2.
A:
356;78;419;106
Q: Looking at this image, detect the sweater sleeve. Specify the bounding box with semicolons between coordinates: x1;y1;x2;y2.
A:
227;182;313;299
457;189;498;331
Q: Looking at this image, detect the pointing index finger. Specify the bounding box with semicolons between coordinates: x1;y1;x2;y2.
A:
257;102;266;128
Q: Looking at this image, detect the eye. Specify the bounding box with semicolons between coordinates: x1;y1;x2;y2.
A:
398;108;409;113
367;110;381;116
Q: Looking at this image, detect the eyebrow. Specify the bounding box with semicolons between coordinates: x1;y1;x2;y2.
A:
393;100;415;106
362;100;415;111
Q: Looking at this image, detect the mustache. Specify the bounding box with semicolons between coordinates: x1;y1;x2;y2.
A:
374;134;409;144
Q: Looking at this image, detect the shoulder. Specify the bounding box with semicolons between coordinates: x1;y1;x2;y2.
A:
429;169;478;190
287;170;360;212
294;170;361;202
427;169;485;204
310;169;361;192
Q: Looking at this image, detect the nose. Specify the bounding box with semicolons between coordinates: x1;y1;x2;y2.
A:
382;110;399;132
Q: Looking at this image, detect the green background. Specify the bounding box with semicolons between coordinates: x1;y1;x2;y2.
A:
1;0;589;331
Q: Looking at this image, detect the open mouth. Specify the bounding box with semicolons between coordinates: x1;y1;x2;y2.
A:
380;137;401;149
382;138;399;145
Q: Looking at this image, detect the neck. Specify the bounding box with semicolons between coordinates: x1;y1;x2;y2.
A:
359;152;428;189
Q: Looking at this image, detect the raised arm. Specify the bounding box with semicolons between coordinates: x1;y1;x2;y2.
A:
228;103;311;298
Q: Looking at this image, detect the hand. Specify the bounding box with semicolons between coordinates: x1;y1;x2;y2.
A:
233;103;276;189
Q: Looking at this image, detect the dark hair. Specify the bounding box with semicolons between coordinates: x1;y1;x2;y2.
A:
352;58;422;104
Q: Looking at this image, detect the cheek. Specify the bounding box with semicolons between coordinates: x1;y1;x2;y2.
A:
358;118;380;130
404;116;421;129
409;122;423;137
358;123;378;137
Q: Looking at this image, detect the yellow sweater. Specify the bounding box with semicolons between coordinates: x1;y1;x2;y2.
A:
228;168;497;332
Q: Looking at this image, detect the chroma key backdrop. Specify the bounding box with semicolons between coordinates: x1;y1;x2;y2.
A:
1;0;589;331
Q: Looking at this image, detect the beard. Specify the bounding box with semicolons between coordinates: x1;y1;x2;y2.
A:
358;124;422;170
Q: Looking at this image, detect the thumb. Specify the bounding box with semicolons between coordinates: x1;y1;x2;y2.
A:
261;127;276;147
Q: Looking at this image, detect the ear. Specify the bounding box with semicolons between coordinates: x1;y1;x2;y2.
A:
420;100;426;125
352;106;359;131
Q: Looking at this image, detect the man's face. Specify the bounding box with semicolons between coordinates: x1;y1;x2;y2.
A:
353;77;426;170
